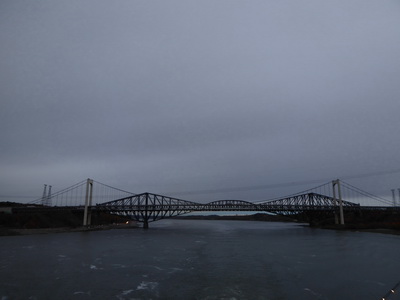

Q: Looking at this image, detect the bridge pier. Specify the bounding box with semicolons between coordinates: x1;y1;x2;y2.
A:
333;211;339;225
142;193;150;229
143;220;149;229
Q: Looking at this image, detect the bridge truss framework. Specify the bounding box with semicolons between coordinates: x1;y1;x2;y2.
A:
96;192;363;228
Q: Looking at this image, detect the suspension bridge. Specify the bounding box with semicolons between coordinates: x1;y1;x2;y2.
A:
11;178;398;228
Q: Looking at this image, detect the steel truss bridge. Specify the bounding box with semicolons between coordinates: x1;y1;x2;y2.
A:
95;191;393;228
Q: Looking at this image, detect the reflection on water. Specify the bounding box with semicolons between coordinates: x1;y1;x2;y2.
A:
0;219;399;299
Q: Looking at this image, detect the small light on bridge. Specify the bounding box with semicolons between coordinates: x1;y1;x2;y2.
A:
391;289;395;293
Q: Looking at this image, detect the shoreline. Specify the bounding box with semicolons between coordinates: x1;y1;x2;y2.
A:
338;227;400;236
0;223;139;236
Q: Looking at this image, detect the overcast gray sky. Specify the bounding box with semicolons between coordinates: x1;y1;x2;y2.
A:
1;0;400;203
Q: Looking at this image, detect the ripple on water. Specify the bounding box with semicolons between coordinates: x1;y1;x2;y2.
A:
136;281;159;290
89;265;103;270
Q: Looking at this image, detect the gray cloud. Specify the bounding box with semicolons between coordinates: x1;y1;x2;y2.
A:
1;0;400;202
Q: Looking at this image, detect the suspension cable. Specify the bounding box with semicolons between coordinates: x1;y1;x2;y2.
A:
340;181;392;205
92;180;135;195
29;179;88;205
255;181;332;203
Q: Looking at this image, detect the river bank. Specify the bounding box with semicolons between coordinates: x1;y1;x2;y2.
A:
0;202;136;236
0;222;139;236
317;224;400;236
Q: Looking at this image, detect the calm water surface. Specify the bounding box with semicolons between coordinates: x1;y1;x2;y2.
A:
0;220;399;300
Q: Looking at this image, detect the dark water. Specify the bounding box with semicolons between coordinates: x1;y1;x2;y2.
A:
1;220;399;300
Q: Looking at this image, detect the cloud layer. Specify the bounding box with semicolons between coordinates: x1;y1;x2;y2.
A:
1;0;400;202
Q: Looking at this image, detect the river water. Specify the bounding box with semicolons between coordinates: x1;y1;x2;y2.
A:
0;220;399;300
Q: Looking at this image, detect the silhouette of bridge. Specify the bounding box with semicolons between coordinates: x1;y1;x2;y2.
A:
96;191;365;228
21;178;398;228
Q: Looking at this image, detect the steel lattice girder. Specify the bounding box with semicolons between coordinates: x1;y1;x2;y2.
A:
95;192;363;222
259;193;360;213
97;193;202;222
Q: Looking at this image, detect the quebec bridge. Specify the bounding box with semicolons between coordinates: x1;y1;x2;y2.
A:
19;178;399;228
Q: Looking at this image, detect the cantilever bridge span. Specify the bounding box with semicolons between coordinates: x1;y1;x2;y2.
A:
96;192;362;228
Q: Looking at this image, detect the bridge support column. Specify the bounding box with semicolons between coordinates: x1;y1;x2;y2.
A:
83;179;93;226
41;184;47;206
142;193;150;229
332;179;345;225
143;219;149;229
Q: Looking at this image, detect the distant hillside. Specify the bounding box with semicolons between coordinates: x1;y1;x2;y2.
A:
0;201;30;207
175;213;297;222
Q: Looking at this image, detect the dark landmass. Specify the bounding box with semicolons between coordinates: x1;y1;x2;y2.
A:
0;223;138;236
305;210;400;235
0;201;135;236
0;201;31;207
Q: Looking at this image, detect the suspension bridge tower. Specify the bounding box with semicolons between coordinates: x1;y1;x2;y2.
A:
83;179;93;226
332;179;345;225
41;184;47;206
